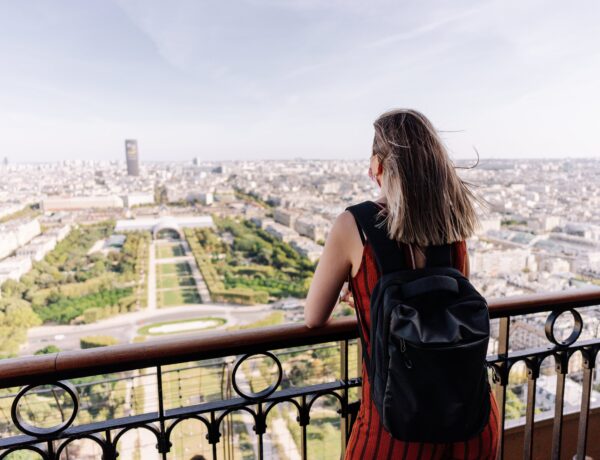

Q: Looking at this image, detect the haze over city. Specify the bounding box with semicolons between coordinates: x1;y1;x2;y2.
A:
2;0;600;162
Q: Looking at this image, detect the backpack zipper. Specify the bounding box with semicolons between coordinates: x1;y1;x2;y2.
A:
400;338;413;369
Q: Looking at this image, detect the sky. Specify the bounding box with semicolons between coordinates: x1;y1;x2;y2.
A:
1;0;600;162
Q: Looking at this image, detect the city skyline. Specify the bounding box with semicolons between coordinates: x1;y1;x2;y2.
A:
1;155;600;458
1;1;600;162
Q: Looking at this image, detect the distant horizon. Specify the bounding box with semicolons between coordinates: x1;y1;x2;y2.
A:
4;154;600;165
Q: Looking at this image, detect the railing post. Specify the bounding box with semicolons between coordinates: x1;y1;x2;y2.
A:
207;410;221;460
576;347;597;460
255;402;266;459
551;351;569;460
340;339;350;456
47;440;56;460
156;366;170;460
103;430;117;460
523;357;540;460
495;317;510;460
300;395;308;460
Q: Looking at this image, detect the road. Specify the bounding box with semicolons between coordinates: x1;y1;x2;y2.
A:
23;303;273;355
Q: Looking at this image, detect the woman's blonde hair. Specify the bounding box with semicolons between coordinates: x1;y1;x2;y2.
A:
373;109;479;246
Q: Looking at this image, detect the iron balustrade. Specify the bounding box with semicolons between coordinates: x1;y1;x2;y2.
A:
0;288;600;460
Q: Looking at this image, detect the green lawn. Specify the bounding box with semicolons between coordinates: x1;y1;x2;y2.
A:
156;244;185;259
155;261;199;307
157;275;196;289
158;288;201;307
158;262;191;276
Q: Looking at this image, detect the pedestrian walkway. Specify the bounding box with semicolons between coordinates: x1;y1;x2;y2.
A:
147;241;157;311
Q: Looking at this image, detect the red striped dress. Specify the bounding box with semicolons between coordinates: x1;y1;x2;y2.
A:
346;240;500;460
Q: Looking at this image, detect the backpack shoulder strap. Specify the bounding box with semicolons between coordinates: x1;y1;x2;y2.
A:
345;201;408;274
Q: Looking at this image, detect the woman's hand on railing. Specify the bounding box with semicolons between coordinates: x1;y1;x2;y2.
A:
339;282;355;308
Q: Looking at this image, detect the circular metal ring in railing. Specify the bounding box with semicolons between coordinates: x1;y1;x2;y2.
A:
231;351;282;401
56;434;108;459
0;445;49;460
544;309;583;347
307;390;344;412
112;423;161;449
11;380;79;437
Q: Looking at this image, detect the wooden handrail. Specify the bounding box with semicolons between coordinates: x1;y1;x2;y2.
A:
1;288;600;389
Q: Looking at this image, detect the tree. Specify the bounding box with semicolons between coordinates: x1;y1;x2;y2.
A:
0;298;41;358
1;280;27;297
505;388;526;420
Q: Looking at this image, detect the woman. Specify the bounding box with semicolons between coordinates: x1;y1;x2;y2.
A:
304;109;499;459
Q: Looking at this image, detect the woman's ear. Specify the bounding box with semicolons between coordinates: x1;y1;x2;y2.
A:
375;161;383;187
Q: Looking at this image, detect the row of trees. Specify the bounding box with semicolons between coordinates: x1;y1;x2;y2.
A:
36;287;134;324
0;203;40;224
188;217;315;303
233;188;274;209
80;335;119;348
0;223;111;358
117;231;150;309
0;224;151;357
2;223;114;298
186;228;269;304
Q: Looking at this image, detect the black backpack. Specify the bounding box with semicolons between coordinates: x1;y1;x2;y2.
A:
346;201;491;443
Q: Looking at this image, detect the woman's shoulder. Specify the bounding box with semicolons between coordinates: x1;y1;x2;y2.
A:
324;211;362;249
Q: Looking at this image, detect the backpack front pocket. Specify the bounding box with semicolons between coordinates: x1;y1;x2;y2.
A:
381;334;490;442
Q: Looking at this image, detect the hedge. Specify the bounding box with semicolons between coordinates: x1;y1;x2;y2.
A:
80;335;119;349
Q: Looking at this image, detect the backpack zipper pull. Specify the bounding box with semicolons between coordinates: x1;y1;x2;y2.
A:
400;338;413;369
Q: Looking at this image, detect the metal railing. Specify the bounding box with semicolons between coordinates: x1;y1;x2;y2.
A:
1;288;600;460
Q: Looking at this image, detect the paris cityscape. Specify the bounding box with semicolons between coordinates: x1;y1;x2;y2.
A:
1;149;600;458
2;0;600;457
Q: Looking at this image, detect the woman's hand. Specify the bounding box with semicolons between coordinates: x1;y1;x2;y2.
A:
339;282;355;308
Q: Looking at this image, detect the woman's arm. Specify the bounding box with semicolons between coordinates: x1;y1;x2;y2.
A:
304;212;355;328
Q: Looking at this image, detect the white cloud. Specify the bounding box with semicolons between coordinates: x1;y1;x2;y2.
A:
1;0;600;161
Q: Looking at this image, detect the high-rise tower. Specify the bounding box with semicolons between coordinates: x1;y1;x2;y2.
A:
125;139;140;176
